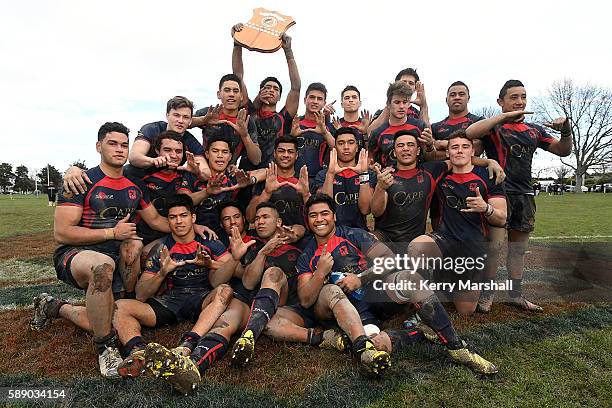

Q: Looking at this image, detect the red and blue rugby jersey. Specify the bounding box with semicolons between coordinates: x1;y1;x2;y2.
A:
58;166;150;229
482;122;554;195
368;117;426;167
252;176;305;227
179;172;239;234
435;166;506;241
194;108;260;171
144;234;228;292
313;168;377;229
247;101;293;168
295;116;333;178
374;162;448;244
431;113;484;140
136;121;203;158
334;117;366;149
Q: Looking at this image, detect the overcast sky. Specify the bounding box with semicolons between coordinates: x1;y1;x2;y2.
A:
2;0;611;178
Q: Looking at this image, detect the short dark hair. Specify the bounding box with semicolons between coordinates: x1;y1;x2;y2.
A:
218;200;244;217
386;81;412;104
153;130;184;152
207;134;233;153
98;122;129;142
447;129;473;145
394;129;419;143
498;79;524;99
447;81;470;95
341;85;360;99
166;96;194;115
260;76;283;95
274;135;298;150
335;127;359;141
305;82;327;99
395;67;420;82
219;73;242;89
255;201;280;216
166;194;195;214
305;193;336;214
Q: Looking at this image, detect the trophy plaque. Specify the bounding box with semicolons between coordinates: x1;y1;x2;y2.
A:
233;8;296;53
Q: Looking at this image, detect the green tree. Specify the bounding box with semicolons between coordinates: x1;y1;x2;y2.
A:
37;165;62;190
13;165;34;192
0;163;14;192
70;160;88;170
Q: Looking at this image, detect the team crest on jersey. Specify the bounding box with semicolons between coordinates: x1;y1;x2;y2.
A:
128;189;137;200
339;245;349;256
469;183;479;192
354;178;360;185
287;253;297;262
417;174;424;184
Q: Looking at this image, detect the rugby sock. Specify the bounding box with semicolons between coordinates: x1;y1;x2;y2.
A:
352;335;374;356
414;295;463;350
190;333;228;375
94;330;119;355
307;328;323;346
509;278;523;298
122;336;146;357
178;331;201;352
47;298;67;318
243;288;280;342
385;329;427;353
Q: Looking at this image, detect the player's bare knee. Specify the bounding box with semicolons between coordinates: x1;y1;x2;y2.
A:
121;239;143;263
88;261;114;294
321;284;347;310
215;284;233;307
265;267;284;283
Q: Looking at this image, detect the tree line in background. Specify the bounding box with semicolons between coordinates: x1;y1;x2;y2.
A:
0;161;86;193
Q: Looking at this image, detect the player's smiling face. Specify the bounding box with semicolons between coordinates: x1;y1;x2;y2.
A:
168;205;196;237
304;90;326;114
335;133;358;164
341;90;360;114
448;137;473;166
205;141;231;173
221;206;245;236
498;86;527;114
254;207;281;239
97;131;129;168
166;107;192;133
388;95;409;120
274;142;297;170
218;80;242;111
447;85;469;114
394;134;419;166
307;202;336;238
156;138;184;168
259;81;281;106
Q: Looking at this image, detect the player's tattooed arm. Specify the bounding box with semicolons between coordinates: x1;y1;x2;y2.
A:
297;243;333;308
466;110;534;139
283;34;301;117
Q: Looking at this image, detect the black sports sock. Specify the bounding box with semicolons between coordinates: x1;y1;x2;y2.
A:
307;328;323;346
94;330;119;355
122;335;146;357
509;278;523;298
190;333;229;375
178;331;201;352
352;334;373;356
385;329;426;353
414;295;463;350
243;288;280;342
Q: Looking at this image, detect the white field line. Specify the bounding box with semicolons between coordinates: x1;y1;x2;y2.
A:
530;235;612;240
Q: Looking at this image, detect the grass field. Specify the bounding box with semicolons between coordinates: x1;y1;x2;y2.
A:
0;195;610;407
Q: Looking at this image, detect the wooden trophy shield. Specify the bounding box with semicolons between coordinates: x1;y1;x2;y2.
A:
233;8;295;53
